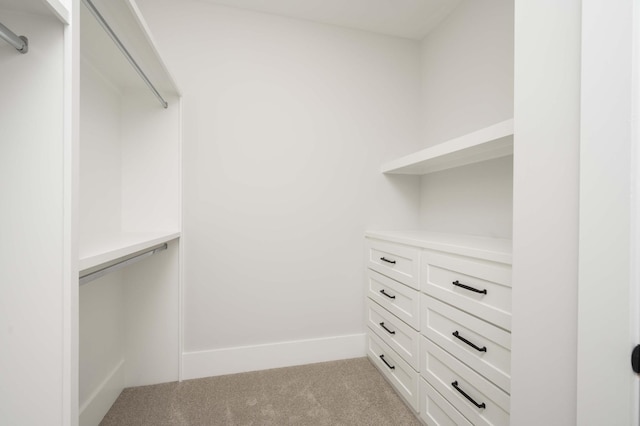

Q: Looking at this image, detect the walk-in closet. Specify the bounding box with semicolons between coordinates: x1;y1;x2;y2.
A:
1;0;638;425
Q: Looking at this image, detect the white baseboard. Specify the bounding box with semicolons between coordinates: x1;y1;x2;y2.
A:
79;359;125;426
182;333;366;380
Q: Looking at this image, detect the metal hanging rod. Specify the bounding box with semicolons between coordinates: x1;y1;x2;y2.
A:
79;243;168;286
0;21;28;54
81;0;168;108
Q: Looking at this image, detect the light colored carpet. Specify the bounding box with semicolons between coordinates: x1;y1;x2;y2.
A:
100;357;421;425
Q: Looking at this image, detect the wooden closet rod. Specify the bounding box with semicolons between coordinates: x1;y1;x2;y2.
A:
81;0;168;108
0;21;28;53
79;243;168;286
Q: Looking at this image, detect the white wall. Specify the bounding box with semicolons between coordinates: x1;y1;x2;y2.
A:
79;272;124;413
0;9;67;426
138;0;422;376
79;60;122;247
420;0;514;146
123;241;180;387
417;0;514;239
121;92;181;233
420;155;513;239
511;0;581;424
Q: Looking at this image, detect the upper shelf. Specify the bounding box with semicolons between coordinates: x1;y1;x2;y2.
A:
381;119;514;175
81;0;180;97
0;0;70;23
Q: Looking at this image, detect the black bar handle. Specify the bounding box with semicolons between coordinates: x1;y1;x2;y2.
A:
380;289;396;299
380;257;396;264
452;381;486;409
452;331;487;352
452;280;487;295
379;354;395;370
380;322;396;335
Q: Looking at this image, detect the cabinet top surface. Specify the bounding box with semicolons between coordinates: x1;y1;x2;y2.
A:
366;230;512;264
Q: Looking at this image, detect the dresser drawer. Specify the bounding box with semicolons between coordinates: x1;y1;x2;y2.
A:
421;337;509;426
419;377;472;426
421;294;511;393
367;269;420;329
367;299;420;370
422;250;512;330
366;238;420;290
367;333;419;411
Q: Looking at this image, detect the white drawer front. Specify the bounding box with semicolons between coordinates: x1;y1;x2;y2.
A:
420;337;509;426
366;238;420;290
421;294;511;393
367;299;420;370
367;333;419;411
422;250;512;330
367;269;420;329
419;377;472;426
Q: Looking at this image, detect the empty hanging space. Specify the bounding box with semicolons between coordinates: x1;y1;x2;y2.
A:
78;1;182;425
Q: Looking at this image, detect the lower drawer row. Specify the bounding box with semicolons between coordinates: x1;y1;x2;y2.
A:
367;332;510;426
367;294;511;393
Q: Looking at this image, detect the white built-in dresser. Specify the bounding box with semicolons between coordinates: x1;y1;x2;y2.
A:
365;120;513;425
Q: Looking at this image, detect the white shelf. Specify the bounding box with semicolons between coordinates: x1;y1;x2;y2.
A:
0;0;70;23
81;0;180;96
365;230;512;264
382;119;514;175
79;231;180;273
42;0;69;23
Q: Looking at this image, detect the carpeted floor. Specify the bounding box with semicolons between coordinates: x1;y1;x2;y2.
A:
100;357;421;425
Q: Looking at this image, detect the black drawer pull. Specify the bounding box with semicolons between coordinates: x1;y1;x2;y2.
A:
380;322;396;335
452;280;487;295
379;354;395;370
380;289;396;299
452;381;486;409
452;331;487;352
380;257;396;264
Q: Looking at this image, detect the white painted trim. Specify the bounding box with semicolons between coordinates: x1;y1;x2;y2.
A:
631;0;640;422
178;96;184;382
577;1;636;425
62;0;79;424
79;359;125;426
182;334;366;380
